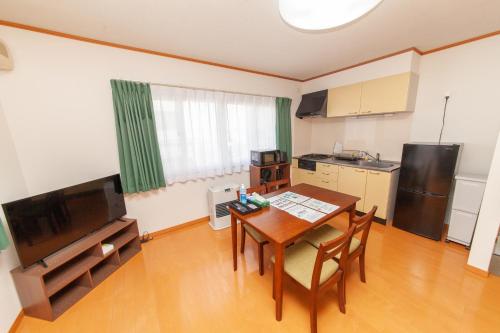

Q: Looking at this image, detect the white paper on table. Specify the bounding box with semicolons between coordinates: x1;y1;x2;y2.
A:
285;205;326;223
270;197;297;210
268;193;285;203
302;198;339;214
279;191;310;204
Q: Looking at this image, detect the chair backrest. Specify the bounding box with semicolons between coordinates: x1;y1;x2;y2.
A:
350;206;377;248
265;178;291;193
236;185;267;199
311;225;356;288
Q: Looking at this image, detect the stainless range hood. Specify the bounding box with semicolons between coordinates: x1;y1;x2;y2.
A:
295;90;327;119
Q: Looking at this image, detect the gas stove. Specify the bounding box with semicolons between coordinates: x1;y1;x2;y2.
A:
300;153;333;160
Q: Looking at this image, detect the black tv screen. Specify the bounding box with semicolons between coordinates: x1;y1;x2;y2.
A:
2;174;127;269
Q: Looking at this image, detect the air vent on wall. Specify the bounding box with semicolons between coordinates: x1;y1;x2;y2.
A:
0;40;13;71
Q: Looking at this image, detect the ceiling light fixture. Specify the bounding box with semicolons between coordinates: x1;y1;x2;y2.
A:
278;0;384;31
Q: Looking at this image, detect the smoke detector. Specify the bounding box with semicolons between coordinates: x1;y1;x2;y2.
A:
0;40;13;71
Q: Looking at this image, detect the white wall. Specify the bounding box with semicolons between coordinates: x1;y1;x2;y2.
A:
468;133;500;271
411;35;500;175
0;26;301;235
0;103;26;333
300;51;420;161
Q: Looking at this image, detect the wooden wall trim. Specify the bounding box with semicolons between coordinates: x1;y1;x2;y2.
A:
303;47;422;81
149;216;210;240
0;20;302;82
8;310;24;333
465;264;490;278
0;20;499;83
422;30;500;55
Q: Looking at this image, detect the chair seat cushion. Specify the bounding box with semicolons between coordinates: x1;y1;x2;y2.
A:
271;241;339;290
303;224;361;258
243;224;266;243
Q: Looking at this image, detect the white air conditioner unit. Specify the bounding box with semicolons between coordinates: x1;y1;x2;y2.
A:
208;183;239;230
0;40;13;71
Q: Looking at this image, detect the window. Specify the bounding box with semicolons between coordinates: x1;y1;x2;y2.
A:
151;85;276;184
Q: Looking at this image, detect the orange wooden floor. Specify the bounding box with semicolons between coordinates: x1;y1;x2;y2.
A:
15;213;500;333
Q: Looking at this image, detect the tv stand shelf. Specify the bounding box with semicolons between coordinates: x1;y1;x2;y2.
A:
11;218;141;321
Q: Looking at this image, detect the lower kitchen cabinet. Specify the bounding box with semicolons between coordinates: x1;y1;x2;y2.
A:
364;170;392;219
291;158;399;222
338;166;367;211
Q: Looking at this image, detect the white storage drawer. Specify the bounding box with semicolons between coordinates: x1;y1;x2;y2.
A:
452;179;486;214
447;209;478;246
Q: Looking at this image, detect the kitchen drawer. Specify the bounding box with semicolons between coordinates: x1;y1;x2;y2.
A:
447;209;478;246
317;163;339;174
316;178;338;191
452;179;486;214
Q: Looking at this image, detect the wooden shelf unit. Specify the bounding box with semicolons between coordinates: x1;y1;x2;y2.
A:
11;218;141;321
249;162;290;188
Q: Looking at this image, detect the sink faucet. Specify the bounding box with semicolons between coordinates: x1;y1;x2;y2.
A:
362;151;381;162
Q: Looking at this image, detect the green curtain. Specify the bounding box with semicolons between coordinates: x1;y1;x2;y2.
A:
276;97;292;163
111;80;166;193
0;218;9;250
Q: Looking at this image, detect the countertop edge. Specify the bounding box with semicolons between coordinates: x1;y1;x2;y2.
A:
293;156;401;172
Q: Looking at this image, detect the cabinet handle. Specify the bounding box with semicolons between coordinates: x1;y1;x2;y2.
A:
322;172;330;175
348;111;358;115
361;110;372;114
321;180;329;183
354;169;366;173
307;172;314;175
369;171;380;175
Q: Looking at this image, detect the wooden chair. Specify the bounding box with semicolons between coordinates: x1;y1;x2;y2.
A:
265;178;291;193
271;225;356;333
303;206;377;283
236;185;269;275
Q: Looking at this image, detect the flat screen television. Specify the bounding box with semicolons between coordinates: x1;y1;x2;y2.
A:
2;174;127;269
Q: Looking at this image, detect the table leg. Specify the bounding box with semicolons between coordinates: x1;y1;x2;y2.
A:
274;243;285;321
348;204;356;227
231;213;237;271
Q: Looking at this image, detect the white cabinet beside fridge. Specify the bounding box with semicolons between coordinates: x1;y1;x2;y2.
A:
446;174;487;246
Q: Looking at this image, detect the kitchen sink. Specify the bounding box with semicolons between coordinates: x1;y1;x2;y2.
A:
336;160;394;168
357;161;394;168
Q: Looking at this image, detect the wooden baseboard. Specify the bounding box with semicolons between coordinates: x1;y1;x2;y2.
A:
9;310;23;333
465;264;489;278
149;216;210;239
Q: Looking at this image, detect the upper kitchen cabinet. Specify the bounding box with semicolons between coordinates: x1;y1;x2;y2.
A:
326;72;418;118
327;83;362;117
360;72;418;115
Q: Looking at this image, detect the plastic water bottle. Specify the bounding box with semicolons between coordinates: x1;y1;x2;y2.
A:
239;184;247;204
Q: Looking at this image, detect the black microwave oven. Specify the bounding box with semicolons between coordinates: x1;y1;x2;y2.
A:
251;149;286;166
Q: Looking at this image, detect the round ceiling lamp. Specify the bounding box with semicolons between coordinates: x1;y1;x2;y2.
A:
278;0;384;31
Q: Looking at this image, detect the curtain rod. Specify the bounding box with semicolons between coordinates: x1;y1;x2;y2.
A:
149;82;278;99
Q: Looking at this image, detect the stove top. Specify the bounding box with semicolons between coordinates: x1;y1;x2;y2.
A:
300;154;333;160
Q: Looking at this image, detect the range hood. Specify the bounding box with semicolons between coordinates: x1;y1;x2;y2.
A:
295;90;327;119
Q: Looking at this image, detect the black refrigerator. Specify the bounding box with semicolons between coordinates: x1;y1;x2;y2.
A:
393;143;461;240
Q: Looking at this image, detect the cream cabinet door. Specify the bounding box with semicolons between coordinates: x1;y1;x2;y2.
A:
364;170;391;219
360;72;416;115
327;83;362;117
338;166;367;211
291;167;302;186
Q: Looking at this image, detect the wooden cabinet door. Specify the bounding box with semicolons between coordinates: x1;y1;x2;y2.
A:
338;166;367;211
364;170;391;219
360;72;415;115
327;83;362;117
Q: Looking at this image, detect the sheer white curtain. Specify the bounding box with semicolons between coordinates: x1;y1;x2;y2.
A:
151;85;276;184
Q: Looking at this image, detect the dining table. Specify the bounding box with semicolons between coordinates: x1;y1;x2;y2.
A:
229;183;359;321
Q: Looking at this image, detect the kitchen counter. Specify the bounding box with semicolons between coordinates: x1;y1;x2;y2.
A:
293;156;401;172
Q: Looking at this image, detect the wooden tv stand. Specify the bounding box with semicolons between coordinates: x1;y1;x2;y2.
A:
11;218;141;321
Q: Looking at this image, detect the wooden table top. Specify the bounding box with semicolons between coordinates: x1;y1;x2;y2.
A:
232;183;359;244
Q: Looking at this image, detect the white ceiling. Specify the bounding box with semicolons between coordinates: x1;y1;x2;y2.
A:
0;0;499;80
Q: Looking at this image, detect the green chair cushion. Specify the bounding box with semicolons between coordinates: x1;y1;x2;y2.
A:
243;224;266;243
303;224;360;259
271;241;339;290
